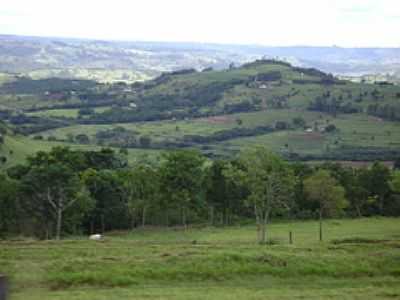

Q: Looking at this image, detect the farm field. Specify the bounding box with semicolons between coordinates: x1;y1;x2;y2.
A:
1;60;400;163
35;110;400;154
223;113;400;155
2;110;400;169
37;109;321;139
1;218;400;300
0;134;160;169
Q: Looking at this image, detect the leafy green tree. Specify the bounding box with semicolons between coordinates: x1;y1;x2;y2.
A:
304;170;347;241
159;150;205;228
345;168;370;217
120;165;159;229
292;117;306;128
390;171;400;193
205;160;247;225
225;148;295;244
0;174;19;237
19;162;91;240
81;169;126;233
367;162;391;214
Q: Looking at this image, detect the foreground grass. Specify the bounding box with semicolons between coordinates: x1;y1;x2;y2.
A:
1;218;400;299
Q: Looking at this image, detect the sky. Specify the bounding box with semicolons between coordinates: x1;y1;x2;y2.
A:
0;0;399;47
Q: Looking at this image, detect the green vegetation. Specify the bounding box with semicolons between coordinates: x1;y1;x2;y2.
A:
1;141;399;299
1;218;400;300
27;68;151;83
1;40;400;300
1;59;400;162
304;169;348;241
1;146;399;240
0;133;160;169
26;107;111;118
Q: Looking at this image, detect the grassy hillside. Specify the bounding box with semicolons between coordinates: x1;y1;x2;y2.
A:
2;218;400;300
1;59;400;162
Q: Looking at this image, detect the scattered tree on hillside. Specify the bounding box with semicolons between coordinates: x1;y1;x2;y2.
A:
225;148;295;244
304;170;347;241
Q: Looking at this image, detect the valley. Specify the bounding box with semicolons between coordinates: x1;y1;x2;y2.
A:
1;59;400;167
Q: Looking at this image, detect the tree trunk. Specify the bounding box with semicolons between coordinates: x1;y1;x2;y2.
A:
90;220;94;235
319;209;323;242
355;205;362;218
255;205;260;243
101;214;105;234
142;206;146;228
56;207;62;241
182;207;187;230
165;210;169;227
259;210;269;244
260;223;266;244
131;214;136;231
379;194;384;215
46;222;53;240
209;206;214;226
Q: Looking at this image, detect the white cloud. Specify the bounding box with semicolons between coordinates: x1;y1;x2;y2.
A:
0;0;399;47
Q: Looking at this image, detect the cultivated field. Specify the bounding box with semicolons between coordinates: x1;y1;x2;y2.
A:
1;218;399;300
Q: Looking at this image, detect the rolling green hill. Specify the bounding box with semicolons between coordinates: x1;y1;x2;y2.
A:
1;59;400;166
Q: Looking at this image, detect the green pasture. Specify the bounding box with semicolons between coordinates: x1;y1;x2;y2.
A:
1;218;399;300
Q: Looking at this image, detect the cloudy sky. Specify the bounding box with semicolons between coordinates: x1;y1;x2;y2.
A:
0;0;399;47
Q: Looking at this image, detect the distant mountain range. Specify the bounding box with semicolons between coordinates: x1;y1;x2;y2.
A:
1;34;400;82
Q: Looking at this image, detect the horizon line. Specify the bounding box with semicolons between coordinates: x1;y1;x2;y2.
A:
1;33;399;49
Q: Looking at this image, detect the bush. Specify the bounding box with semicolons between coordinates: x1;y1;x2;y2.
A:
325;124;337;133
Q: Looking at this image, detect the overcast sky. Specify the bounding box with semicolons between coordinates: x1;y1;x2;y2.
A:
1;0;399;47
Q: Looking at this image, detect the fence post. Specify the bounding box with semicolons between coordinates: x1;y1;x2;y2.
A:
289;231;293;244
0;275;8;300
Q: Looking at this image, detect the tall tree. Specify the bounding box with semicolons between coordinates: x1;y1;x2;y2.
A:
0;174;19;237
225;148;295;244
120;165;158;229
304;169;347;241
19;162;91;240
367;162;391;215
159;150;205;228
81;169;126;233
205;160;245;225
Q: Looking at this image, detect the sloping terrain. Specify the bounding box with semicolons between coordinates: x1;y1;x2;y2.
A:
1;59;400;166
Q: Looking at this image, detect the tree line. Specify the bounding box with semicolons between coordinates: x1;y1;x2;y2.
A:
0;147;399;243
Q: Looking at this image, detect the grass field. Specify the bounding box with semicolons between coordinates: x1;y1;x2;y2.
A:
25;109;400;159
2;109;400;168
0;134;161;170
1;218;400;299
26;106;111;118
217;113;400;156
2;59;400;162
